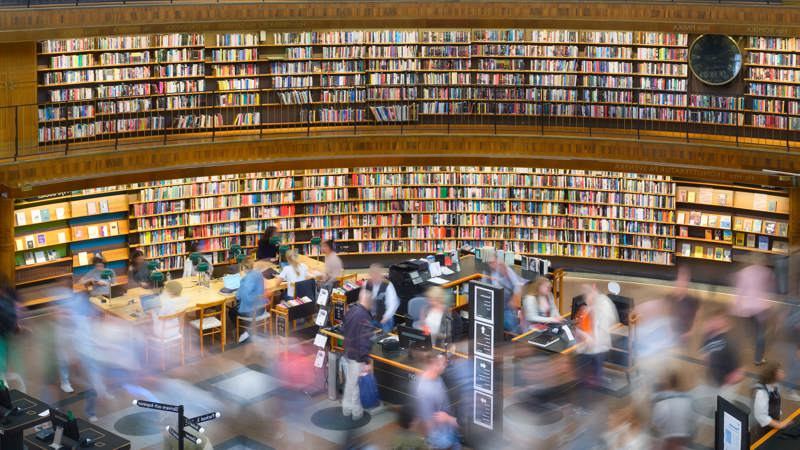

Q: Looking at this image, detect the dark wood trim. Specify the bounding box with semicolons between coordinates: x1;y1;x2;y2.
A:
0;134;795;196
4;2;800;42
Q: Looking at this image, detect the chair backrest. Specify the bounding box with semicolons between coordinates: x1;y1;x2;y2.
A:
197;299;226;320
338;273;357;286
407;296;429;328
156;311;185;337
293;278;316;300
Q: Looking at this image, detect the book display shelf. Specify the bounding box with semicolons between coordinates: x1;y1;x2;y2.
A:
46;28;800;146
676;182;790;262
13;192;131;306
13;166;790;305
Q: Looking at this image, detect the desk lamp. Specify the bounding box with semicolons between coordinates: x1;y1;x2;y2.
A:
197;260;211;287
150;271;165;292
269;235;281;246
147;260;159;271
310;236;322;259
100;269;114;281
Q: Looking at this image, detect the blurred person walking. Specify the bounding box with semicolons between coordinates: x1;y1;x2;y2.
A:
732;258;775;365
700;308;744;388
651;370;696;450
669;266;700;344
416;352;460;450
575;284;619;390
342;288;374;421
752;362;786;440
0;273;25;392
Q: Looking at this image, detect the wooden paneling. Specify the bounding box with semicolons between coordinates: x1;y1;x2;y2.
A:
0;134;796;196
4;2;800;42
0;42;36;160
0;197;13;285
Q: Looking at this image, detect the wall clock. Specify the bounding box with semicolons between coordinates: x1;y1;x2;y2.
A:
689;34;742;86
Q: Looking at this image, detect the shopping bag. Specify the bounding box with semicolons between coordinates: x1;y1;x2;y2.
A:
358;372;380;409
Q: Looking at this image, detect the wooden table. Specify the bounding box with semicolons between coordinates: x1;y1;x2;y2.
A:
90;277;235;323
24;417;130;450
0;390;50;450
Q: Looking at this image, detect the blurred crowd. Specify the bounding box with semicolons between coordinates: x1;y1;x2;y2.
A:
0;248;796;450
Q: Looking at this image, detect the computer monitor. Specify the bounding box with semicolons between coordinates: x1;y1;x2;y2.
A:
398;325;431;351
294;278;316;300
50;408;80;441
140;294;161;313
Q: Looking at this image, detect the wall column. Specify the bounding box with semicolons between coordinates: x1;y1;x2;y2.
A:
0;194;14;287
788;187;800;297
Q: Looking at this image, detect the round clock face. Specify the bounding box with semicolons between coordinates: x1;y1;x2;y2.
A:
689;34;742;86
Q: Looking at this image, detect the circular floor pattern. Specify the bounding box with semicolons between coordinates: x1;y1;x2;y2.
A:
113;411;163;436
504;402;564;426
310;407;371;430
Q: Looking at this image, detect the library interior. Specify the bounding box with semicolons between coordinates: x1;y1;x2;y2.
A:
3;1;800;449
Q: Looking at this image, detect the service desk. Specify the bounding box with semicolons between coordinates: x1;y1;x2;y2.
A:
0;390;49;450
24;417;130;450
320;328;469;406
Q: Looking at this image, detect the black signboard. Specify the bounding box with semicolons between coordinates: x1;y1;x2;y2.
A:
474;322;494;359
474;357;493;393
474;285;494;324
190;412;219;424
473;391;494;430
276;315;287;336
134;400;179;413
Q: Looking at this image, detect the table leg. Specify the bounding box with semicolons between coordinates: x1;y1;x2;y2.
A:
327;351;339;401
0;430;24;450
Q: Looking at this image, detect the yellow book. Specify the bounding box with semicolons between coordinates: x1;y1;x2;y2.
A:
694;245;704;258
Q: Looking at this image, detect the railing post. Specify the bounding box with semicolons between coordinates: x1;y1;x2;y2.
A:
14;106;19;158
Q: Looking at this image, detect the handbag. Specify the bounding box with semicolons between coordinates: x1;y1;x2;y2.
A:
358;372;380;409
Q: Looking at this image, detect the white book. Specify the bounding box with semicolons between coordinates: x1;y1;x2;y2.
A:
15;211;26;226
87;226;99;239
77;251;89;266
30;210;42;224
55;207;66;220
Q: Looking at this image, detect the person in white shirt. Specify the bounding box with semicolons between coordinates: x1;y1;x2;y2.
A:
182;241;213;278
576;283;619;388
151;280;188;340
420;286;450;347
752;362;786;439
278;250;309;299
522;276;562;327
365;263;399;333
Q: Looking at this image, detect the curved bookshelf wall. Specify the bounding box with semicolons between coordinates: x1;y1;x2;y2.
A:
26;28;800;151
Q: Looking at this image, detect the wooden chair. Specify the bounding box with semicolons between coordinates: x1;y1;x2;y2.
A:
189;299;226;356
337;273;357;287
236;297;272;337
146;311;185;371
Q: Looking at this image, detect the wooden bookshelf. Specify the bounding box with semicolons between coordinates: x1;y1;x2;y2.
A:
676;182;789;258
29;28;800;146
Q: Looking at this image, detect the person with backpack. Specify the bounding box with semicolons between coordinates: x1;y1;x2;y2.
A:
752;362;786;440
651;370;696;450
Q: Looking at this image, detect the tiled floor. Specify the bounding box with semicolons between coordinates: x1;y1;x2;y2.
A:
13;272;800;449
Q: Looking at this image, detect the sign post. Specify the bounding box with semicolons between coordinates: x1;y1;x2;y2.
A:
467;281;505;442
134;400;220;450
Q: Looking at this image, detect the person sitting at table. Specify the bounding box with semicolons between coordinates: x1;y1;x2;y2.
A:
152;280;188;340
522;276;563;328
128;250;151;288
256;226;280;262
182;241;213;278
79;255;115;298
484;250;524;334
420;286;452;347
229;258;266;343
277;250;309;300
365;263;400;334
752;362;786;440
317;239;343;290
